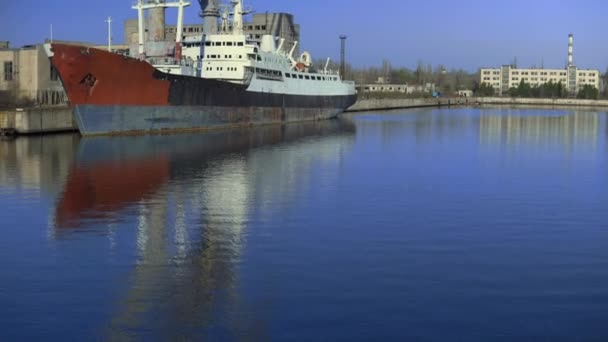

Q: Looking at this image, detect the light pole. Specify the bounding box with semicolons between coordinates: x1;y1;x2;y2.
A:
340;35;347;80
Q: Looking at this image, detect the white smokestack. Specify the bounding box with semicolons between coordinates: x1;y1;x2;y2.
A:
568;34;574;66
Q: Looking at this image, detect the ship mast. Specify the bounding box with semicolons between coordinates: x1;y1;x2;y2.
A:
175;0;189;60
132;0;191;58
135;0;145;56
231;0;250;35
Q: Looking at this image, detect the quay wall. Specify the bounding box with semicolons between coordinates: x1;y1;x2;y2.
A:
346;96;608;113
0;106;76;134
474;97;608;108
346;97;470;112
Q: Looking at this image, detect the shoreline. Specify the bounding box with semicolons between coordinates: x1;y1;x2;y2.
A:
346;96;608;112
345;97;470;112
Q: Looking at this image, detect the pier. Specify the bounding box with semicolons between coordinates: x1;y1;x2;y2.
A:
346;97;470;112
0;106;76;135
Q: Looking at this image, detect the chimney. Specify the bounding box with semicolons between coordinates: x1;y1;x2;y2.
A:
568;34;574;66
148;1;166;42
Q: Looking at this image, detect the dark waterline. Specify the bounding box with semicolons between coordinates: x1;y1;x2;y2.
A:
1;107;607;341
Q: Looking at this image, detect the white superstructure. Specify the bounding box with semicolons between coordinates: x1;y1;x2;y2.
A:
136;0;355;97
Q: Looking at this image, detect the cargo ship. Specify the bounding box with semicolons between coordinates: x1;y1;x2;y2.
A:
45;0;357;136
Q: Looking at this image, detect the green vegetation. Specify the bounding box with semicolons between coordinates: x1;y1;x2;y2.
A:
313;58;477;96
577;84;599;100
508;80;567;98
475;83;495;97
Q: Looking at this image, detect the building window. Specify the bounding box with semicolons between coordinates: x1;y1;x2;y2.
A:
50;65;59;81
4;61;13;81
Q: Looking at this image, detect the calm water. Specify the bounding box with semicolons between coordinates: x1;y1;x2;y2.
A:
1;107;608;341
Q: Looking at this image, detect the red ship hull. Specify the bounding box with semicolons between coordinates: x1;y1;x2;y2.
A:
50;44;170;106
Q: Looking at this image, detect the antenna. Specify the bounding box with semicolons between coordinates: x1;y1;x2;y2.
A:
50;24;53;43
105;16;112;52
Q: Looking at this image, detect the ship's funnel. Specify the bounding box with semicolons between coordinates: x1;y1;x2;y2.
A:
149;2;166;42
568;33;574;66
201;0;219;35
260;35;276;52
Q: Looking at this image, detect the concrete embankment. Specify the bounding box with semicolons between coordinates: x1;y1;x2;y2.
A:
0;106;76;135
346;97;471;112
346;96;608;113
474;97;608;108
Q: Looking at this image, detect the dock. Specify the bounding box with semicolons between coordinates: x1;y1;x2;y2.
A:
345;97;470;112
0;106;77;135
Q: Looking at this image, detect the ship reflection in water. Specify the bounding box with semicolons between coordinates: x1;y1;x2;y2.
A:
2;108;608;341
50;119;356;340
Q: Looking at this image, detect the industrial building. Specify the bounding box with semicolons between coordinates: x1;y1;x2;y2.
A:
0;43;66;107
480;34;600;96
124;12;300;55
356;83;436;95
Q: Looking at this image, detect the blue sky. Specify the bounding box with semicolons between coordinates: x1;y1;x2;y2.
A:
1;0;606;71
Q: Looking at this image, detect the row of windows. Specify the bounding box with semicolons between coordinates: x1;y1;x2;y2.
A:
167;24;269;32
364;87;406;91
513;71;568;76
206;66;239;72
285;73;338;82
206;54;244;60
249;25;267;31
511;77;567;82
204;41;245;47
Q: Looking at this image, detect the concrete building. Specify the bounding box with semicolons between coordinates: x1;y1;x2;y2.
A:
0;41;9;49
480;66;599;96
457;89;474;97
0;43;66;107
124;12;300;55
480;34;600;96
357;83;436;95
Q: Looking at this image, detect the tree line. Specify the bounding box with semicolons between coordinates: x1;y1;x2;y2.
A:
313;59;478;94
477;80;599;100
311;58;606;100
